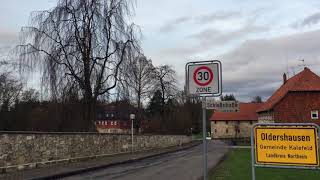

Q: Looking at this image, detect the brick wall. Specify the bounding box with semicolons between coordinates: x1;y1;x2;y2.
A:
273;91;320;124
211;121;256;138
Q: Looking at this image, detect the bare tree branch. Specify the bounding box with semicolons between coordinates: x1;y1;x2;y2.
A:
16;0;141;130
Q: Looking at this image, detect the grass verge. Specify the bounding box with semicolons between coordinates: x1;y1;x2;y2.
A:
209;148;320;180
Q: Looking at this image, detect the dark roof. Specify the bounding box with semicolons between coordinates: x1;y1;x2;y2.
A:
210;103;262;121
257;67;320;113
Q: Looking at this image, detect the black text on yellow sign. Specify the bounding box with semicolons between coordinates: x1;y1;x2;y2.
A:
255;126;319;167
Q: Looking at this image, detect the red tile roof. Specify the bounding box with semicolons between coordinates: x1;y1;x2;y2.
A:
210;103;262;121
257;67;320;113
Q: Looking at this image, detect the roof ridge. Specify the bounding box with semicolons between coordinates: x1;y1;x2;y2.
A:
257;68;320;113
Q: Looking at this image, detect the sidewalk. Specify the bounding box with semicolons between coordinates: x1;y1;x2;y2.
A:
0;141;200;180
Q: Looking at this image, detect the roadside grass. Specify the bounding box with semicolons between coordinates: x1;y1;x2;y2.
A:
193;133;203;140
193;133;211;140
210;149;320;180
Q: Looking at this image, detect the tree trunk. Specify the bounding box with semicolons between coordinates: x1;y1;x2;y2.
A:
83;92;97;132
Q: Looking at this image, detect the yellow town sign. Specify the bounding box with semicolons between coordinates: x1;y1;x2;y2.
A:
254;126;319;166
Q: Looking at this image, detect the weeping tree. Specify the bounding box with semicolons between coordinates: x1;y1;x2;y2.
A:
16;0;140;131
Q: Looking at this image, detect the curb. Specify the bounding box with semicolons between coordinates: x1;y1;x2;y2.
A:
29;141;201;180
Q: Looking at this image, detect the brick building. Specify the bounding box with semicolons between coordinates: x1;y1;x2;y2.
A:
95;102;137;134
257;67;320;125
210;103;262;138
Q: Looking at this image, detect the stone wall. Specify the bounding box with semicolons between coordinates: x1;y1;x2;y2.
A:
0;132;191;170
97;127;131;134
211;121;256;138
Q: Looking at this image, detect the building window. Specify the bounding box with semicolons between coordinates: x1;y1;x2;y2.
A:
215;129;217;133
226;129;228;134
250;121;253;125
311;110;319;120
111;121;114;125
114;121;117;125
214;121;216;124
226;121;228;124
237;129;240;133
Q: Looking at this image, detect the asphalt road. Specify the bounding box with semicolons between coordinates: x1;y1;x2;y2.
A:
63;140;228;180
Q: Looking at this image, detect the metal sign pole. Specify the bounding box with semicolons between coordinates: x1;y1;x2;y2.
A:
185;60;222;180
202;96;208;180
251;124;256;180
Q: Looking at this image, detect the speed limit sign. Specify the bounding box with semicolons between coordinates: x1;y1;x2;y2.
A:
186;60;222;96
186;60;222;180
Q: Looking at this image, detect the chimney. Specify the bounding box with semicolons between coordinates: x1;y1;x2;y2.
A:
283;73;287;84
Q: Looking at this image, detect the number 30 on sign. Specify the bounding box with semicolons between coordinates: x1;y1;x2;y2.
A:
186;61;222;96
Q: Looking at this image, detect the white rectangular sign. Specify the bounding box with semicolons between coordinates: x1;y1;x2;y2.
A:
186;61;222;97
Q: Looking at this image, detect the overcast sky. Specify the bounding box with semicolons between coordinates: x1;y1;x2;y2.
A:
1;0;320;102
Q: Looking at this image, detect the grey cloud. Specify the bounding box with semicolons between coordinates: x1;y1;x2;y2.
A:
188;24;269;48
159;30;320;102
159;16;192;33
159;11;241;33
292;12;320;28
220;30;320;101
0;30;18;58
156;24;270;65
195;11;241;24
0;30;18;45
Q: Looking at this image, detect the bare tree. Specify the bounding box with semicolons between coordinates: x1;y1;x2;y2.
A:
21;88;40;103
16;0;140;130
153;65;177;106
124;55;155;109
115;79;131;102
251;96;263;103
0;73;22;111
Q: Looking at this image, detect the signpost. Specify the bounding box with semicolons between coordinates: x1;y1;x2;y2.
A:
186;62;221;96
186;60;222;180
251;123;320;180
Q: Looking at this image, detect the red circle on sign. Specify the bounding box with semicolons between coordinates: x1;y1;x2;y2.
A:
193;66;214;86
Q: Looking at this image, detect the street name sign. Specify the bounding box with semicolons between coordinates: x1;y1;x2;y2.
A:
205;99;239;111
186;61;222;97
254;125;319;167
